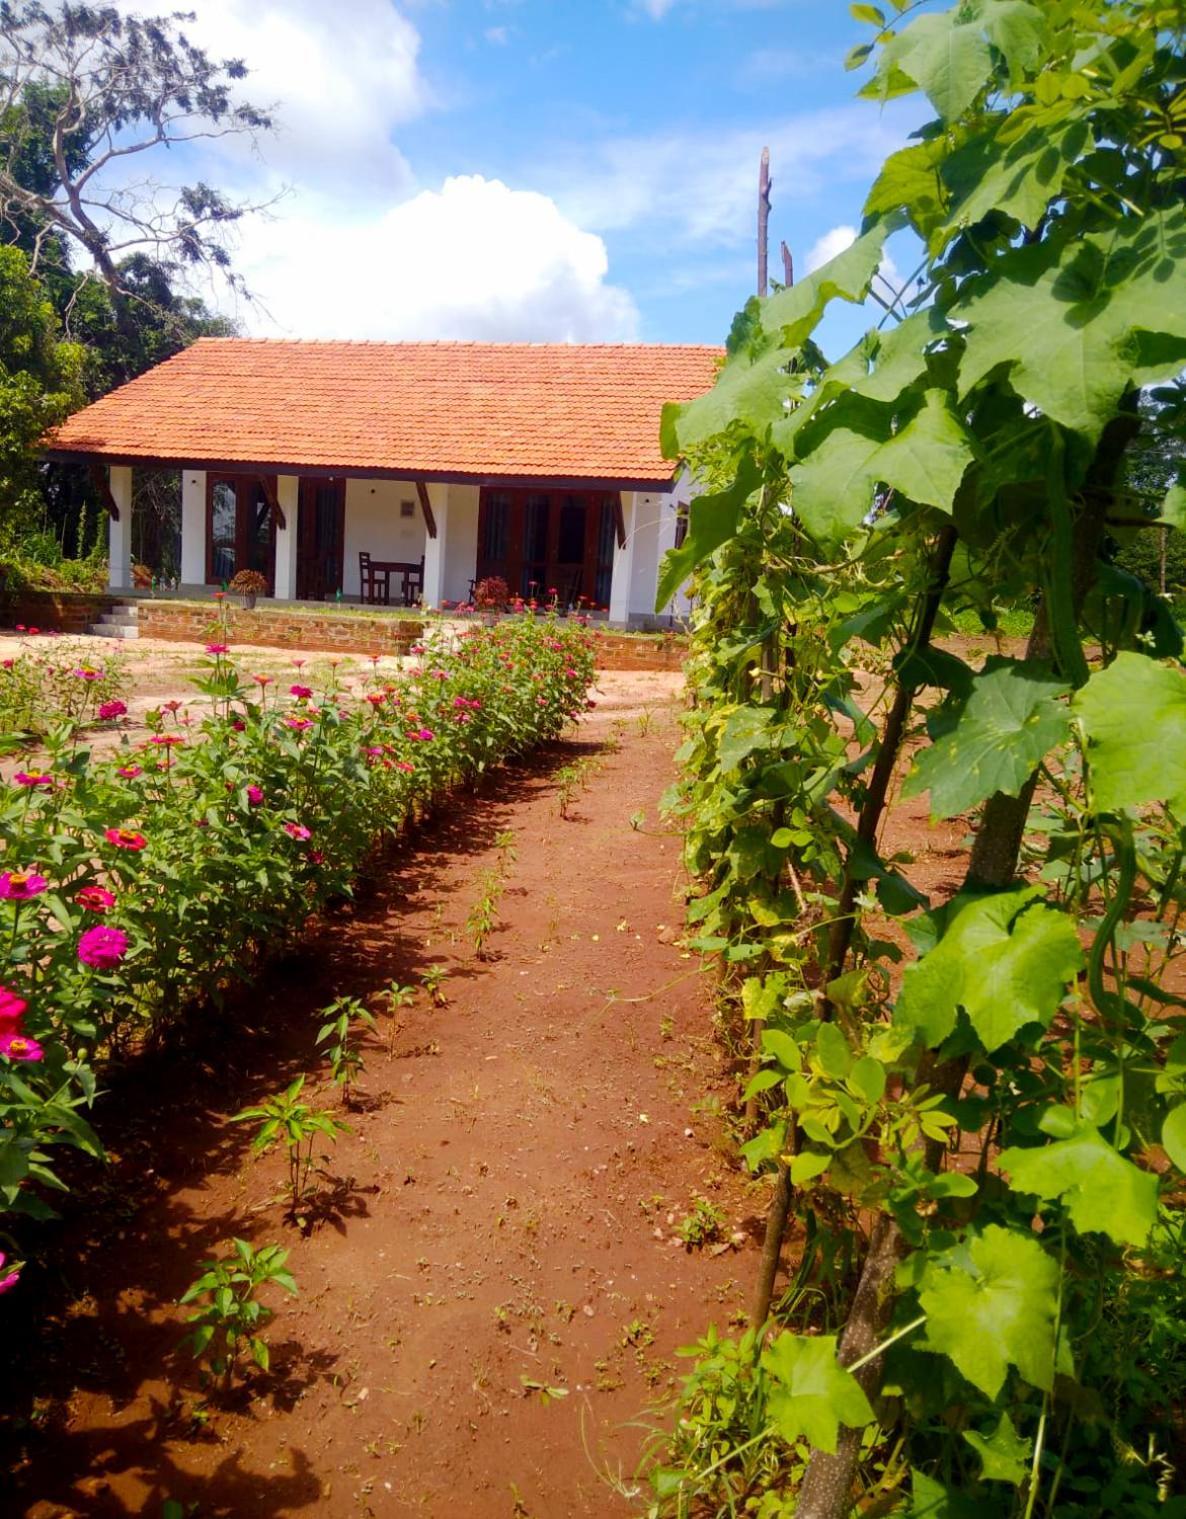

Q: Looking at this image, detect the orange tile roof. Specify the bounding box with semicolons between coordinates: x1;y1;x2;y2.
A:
46;339;722;487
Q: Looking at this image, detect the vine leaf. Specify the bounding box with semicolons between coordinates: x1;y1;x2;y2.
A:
790;390;975;549
664;335;804;455
654;452;762;611
918;1224;1058;1397
1073;652;1186;815
760;1332;874;1454
941;118;1091;242
762;220;896;348
907;1470;998;1517
716;705;775;773
998;1123;1159;1247
1163;1105;1186;1173
878;11;993;121
865;138;948;245
958;208;1186;440
903;659;1069;819
963;1412;1033;1485
895;887;1083;1051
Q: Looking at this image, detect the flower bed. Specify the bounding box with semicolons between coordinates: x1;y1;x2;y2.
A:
0;615;595;1291
0;638;129;746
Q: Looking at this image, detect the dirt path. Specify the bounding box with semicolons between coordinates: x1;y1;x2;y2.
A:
3;674;754;1519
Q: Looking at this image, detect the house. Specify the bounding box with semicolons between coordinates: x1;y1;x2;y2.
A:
44;339;720;625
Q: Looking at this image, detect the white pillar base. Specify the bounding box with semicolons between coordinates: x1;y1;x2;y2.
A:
273;475;300;600
180;470;206;586
107;465;133;591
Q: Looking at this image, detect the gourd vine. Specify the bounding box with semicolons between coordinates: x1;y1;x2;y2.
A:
645;2;1186;1515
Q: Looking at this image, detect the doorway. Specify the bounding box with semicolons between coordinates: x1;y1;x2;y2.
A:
206;474;276;590
296;478;346;600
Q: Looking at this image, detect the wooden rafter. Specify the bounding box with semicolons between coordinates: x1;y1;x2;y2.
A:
415;479;438;539
258;474;286;531
88;462;120;520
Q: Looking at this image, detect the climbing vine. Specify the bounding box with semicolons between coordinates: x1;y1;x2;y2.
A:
648;3;1186;1515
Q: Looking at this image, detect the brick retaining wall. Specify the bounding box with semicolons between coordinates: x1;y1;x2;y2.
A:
587;631;687;671
2;590;116;634
138;602;427;656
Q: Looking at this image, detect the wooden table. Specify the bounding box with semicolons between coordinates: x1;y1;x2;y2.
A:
363;559;423;606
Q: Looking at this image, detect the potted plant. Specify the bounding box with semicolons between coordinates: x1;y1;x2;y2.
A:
229;568;268;610
473;576;509;625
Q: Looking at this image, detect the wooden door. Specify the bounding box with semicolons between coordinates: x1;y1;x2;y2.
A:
206;474;276;590
296;478;346;600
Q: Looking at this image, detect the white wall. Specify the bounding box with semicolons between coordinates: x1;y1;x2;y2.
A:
180;470;206;588
441;483;479;605
342;479;428;597
609;489;687;625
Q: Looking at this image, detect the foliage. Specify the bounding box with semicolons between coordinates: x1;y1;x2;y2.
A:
466;868;504;959
229;569;268;596
675;1195;728;1250
178;1237;296;1393
648;2;1186;1515
473;576;510;610
233;1076;348;1218
314;995;376;1104
0;638;127;749
0;615;595;1268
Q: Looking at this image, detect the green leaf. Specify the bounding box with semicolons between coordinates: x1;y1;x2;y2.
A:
958;208;1186;441
963;1412;1033;1485
848;1055;887;1104
879;11;993;121
941;119;1091;242
668;337;804;454
761;1333;874;1454
717;705;776;773
1158;472;1186;530
763;220;898;348
789;390;975;549
815;1022;853;1079
919;1225;1058;1397
1073;653;1186;815
655;453;763;610
1163;1104;1186;1173
903;660;1069;819
998;1124;1159;1246
865;139;948;241
790;1151;832;1185
982;1;1049;79
896;888;1083;1051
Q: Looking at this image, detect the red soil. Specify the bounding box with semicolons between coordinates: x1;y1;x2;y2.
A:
2;674;756;1519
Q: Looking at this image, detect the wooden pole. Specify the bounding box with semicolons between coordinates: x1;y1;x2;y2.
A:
780;240;794;287
758;147;771;297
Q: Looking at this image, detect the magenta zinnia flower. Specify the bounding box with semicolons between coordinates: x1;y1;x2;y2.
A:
0;986;27;1034
98;699;127;720
72;666;103;681
0;1032;43;1063
246;784;264;806
205;643;230;655
116;765;142;780
283;822;311;841
13;771;52;789
104;827;147;851
0;1251;21;1295
285;716;312;731
289;684;313;700
78;924;129;970
77;885;116;914
0;870;48;901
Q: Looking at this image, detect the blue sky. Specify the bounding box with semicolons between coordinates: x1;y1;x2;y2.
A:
124;0;926;353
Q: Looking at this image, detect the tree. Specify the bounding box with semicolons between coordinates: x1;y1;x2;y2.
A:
0;242;83;545
0;2;273;334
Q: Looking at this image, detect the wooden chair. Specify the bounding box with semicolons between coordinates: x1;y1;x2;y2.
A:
401;555;425;606
359;551;388;605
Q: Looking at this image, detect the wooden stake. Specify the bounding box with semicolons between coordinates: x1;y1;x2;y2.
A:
780;240;794;287
758;147;771;297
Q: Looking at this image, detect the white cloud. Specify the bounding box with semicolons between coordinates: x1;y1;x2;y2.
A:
235;175;639;342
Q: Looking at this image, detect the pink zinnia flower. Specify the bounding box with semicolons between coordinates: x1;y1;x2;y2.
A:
205;643;230;655
77;885;116;913
98;699;127;720
395;760;414;774
285;716;312;732
0;986;27;1034
104;828;147;851
116;765;142;780
0;1251;21;1294
290;684;313;700
162;700;183;714
284;822;311;841
78;924;129;970
246;784;264;806
253;673;271;688
0;870;48;901
150;734;185;747
72;666;103;681
293;659;306;671
0;1032;43;1063
13;771;52;790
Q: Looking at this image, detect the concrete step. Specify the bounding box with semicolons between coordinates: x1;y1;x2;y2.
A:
87;603;140;639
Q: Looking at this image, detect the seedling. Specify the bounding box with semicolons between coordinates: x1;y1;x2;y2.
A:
420;963;449;1006
493;828;517;873
466;869;504;959
179;1237;296;1393
315;993;376;1103
233;1076;348;1218
519;1375;570;1406
382;979;417;1056
675;1196;727;1250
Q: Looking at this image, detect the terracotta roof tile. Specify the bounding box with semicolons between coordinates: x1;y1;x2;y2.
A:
46;339;722;486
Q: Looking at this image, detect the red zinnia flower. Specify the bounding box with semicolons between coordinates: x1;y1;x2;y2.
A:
98;699;127;720
246;784;264;806
285;716;313;731
150;734;185;747
78;924;129;970
290;684;313;700
0;870;48;901
104;828;147;851
72;667;103;681
77;885;116;913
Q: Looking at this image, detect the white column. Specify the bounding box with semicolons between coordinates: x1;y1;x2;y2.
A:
420;483;450;609
107;465;133;591
273;475;300;600
608;490;636;626
180;469;206;588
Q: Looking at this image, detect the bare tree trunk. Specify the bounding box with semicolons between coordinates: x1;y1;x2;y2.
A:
758;147;771;298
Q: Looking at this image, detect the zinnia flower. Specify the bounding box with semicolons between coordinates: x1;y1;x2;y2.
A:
150;734;185;747
246;784;264;806
104;827;147;851
285;717;312;731
284;822;311;841
0;986;27;1033
252;674;271;688
116;765;142;781
205;643;230;655
290;684;313;700
78;924;129;970
0;870;48;901
0;1032;43;1063
13;771;52;789
72;667;103;681
98;699;127;720
0;1251;21;1294
77;885;116;913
